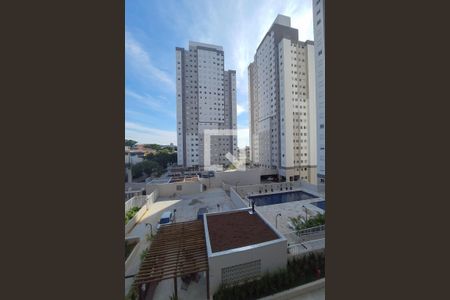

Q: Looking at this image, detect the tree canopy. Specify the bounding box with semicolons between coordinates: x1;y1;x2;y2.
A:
125;139;138;147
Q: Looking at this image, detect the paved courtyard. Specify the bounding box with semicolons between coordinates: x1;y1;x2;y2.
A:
125;188;236;296
151;272;208;300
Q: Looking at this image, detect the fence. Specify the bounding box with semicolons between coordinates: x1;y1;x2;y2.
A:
125;189;160;234
235;181;303;199
287;238;325;257
284;225;326;245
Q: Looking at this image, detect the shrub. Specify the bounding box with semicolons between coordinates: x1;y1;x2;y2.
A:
125;206;140;223
289;213;325;232
125;286;138;300
140;248;148;261
213;252;325;300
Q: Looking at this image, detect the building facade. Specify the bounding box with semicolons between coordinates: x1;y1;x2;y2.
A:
176;41;237;168
313;0;325;189
248;15;317;183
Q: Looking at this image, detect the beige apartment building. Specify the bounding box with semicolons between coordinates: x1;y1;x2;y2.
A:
176;41;237;168
249;15;317;183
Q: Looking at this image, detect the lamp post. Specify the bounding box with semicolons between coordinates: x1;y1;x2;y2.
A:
275;213;282;229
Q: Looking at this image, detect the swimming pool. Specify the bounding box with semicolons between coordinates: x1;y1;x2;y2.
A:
248;190;319;206
312;200;326;211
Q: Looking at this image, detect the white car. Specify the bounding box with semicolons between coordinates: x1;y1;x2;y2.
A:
157;211;174;230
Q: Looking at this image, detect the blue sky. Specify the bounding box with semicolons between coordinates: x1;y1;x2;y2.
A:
125;0;314;147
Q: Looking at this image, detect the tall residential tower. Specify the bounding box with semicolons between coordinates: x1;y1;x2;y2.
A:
313;0;325;190
249;15;317;183
176;41;237;168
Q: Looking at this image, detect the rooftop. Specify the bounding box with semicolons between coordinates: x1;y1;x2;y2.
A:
148;175;199;184
189;41;223;51
169;175;199;183
206;210;279;253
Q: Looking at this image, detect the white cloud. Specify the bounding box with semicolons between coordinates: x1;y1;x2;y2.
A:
125;31;175;91
236;103;246;116
126;89;175;119
125;121;176;145
154;0;313;124
237;128;249;148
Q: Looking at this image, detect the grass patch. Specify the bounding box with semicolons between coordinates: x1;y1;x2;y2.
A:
125;206;140;223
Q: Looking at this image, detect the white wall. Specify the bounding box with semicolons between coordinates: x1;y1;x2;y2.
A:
229;187;248;208
146;181;203;197
124;195;147;213
125;190;159;234
208;239;287;295
125;153;144;165
199;168;261;189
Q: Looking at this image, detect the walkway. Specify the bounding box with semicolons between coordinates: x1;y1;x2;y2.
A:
291;286;324;300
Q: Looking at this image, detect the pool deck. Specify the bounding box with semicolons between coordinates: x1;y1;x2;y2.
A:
256;196;324;235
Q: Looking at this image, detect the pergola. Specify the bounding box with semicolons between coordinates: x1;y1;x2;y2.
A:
133;220;210;300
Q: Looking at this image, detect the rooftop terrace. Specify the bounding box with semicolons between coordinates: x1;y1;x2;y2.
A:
206;210;279;253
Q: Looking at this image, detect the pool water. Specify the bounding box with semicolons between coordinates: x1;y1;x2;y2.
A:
249;190;319;206
312;200;326;211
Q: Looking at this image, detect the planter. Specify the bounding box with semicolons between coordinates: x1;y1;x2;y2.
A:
125;236;141;270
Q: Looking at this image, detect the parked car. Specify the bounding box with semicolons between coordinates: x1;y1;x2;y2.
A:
157;211;174;230
197;207;208;221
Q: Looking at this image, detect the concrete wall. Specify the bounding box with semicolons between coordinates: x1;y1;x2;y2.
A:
124;236;140;271
146;181;202;197
125;190;159;234
200;168;262;189
124;195;147;213
208;239;287;295
229;187;248;209
125;202;148;234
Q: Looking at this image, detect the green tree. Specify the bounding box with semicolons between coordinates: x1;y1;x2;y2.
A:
145;151;176;169
141;160;163;177
125;139;138;147
131;163;144;178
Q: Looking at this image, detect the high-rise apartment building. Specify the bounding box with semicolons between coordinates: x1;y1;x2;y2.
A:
249;15;317;183
176;41;237;168
313;0;325;189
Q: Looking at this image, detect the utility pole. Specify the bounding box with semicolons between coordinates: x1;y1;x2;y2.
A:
127;149;133;184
